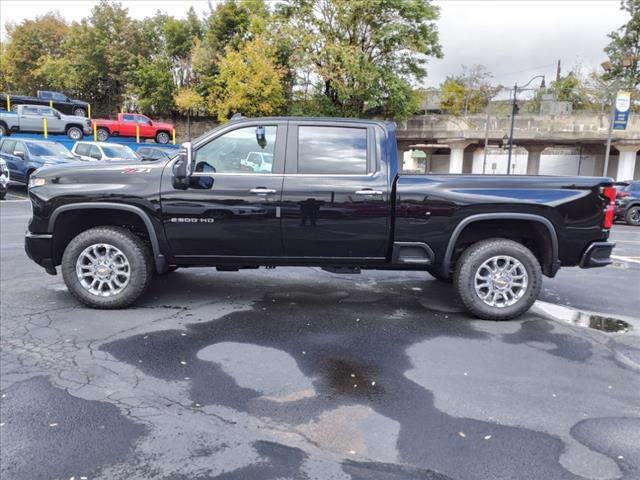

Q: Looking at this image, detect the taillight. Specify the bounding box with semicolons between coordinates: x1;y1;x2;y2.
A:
616;191;630;199
602;186;616;229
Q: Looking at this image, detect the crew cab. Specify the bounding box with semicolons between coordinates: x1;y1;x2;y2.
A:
91;113;174;144
1;91;89;117
0;104;92;139
24;117;616;320
0;138;79;184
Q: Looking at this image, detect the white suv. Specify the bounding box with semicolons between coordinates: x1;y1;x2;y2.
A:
71;141;139;162
0;158;9;200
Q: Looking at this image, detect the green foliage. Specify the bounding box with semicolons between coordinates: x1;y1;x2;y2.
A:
604;0;640;90
208;36;286;122
278;0;442;120
439;65;496;115
439;78;466;114
1;0;444;121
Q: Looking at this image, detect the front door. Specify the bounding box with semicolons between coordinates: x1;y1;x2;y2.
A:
120;114;137;137
19;106;43;132
161;121;286;260
280;121;390;259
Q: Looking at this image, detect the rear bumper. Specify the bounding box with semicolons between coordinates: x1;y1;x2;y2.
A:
25;232;56;275
579;241;615;268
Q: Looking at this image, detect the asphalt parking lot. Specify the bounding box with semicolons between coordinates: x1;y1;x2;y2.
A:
1;192;639;480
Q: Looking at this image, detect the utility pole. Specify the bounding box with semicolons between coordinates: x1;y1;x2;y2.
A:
603;78;619;177
556;60;561;82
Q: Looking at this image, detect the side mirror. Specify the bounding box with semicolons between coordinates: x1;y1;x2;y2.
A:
148;120;153;126
172;142;192;190
55;111;61;119
256;126;267;149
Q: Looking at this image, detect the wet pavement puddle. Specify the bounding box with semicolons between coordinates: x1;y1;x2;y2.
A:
533;301;633;333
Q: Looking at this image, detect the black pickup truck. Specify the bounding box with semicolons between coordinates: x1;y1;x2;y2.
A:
1;90;89;117
25;117;616;319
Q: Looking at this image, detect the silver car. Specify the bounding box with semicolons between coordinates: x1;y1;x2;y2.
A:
0;104;92;140
71;141;140;162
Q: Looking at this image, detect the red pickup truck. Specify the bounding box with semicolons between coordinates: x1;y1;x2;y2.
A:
92;113;174;144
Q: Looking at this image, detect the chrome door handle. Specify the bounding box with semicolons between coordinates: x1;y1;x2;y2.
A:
249;188;277;195
355;189;383;195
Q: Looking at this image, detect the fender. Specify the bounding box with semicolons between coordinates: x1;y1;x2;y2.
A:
441;213;559;278
48;202;169;273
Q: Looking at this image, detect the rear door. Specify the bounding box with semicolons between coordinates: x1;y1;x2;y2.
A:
19;106;43;132
0;139;21;179
120;114;137;137
161;120;287;259
281;121;390;259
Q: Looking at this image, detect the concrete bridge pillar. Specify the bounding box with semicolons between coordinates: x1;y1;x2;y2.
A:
613;143;639;181
472;147;485;173
526;145;546;175
448;141;472;174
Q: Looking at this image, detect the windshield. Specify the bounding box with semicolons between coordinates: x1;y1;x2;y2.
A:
101;145;138;160
28;142;74;159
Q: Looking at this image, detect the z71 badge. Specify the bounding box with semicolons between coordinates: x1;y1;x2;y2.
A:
169;217;216;223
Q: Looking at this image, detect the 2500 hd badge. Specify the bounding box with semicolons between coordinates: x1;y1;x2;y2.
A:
169;217;216;223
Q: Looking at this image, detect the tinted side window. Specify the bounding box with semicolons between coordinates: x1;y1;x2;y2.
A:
298;126;367;174
123;114;135;122
89;146;102;159
41;108;56;116
39;92;52;99
53;92;66;101
22;106;39;115
76;144;91;156
1;140;16;154
195;126;277;174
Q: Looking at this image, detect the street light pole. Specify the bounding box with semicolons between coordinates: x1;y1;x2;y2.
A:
506;75;545;175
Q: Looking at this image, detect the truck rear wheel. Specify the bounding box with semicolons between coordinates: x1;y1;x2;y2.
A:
67;126;83;140
0;123;7;136
454;238;542;320
73;107;87;117
97;128;109;142
61;226;153;309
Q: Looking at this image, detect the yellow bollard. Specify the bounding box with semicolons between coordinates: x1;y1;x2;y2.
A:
88;104;91;118
93;122;97;141
6;94;10;112
49;100;53;108
172;128;176;145
121;106;124;114
43;118;48;139
136;124;140;143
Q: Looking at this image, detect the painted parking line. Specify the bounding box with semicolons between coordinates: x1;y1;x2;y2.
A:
611;255;640;265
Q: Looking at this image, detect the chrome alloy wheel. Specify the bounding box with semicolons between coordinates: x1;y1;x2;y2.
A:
76;243;131;296
474;255;528;308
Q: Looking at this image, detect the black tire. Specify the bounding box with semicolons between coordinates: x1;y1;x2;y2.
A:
0;189;6;200
454;238;542;320
0;123;7;136
73;107;87;117
61;226;153;309
155;131;170;144
97;128;109;142
625;206;640;226
67;126;83;140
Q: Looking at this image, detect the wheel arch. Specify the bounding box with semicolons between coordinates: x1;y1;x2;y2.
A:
441;213;559;279
49;203;168;273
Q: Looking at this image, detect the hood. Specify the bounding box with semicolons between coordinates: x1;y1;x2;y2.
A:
37;155;81;165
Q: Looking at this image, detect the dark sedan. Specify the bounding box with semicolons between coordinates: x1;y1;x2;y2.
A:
136;146;179;161
615;180;640;226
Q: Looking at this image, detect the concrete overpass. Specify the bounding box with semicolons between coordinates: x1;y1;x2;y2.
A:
396;113;640;180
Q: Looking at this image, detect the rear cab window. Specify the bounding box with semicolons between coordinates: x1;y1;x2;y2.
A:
1;140;16;154
75;143;91;156
123;114;136;123
296;125;369;175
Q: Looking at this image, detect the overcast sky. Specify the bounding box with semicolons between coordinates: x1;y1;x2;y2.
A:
0;0;628;89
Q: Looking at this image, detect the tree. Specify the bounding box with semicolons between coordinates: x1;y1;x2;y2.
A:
279;0;442;120
604;0;640;90
174;87;204;139
208;36;286;122
1;13;69;93
129;56;175;115
439;65;496;115
439;77;466;115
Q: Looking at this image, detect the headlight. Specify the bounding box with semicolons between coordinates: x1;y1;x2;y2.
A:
28;177;46;188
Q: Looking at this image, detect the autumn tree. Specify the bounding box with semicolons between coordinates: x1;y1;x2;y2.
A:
208;36;285;121
174;87;203;138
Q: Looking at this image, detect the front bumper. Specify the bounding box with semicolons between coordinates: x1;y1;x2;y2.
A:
579;241;615;268
25;232;56;275
83;126;93;134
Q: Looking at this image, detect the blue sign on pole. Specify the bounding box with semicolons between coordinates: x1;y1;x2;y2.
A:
613;91;631;130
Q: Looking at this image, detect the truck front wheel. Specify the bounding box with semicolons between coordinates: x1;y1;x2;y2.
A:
67;126;83;140
155;131;170;144
454;238;542;320
61;226;153;309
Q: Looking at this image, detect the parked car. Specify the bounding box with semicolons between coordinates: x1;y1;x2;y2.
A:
71;141;140;162
0;104;92;139
615;180;640;226
0;91;89;116
0;138;79;184
241;151;274;172
25;117;616;320
91;113;174;144
136;146;179;161
0;158;9;200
